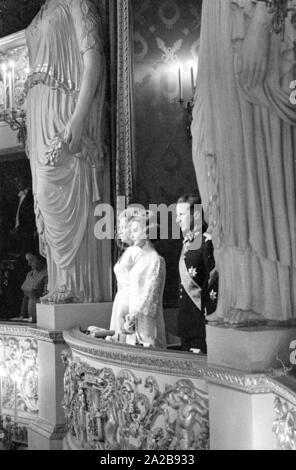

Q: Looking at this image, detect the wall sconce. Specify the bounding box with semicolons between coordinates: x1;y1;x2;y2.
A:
177;60;197;141
0;61;27;147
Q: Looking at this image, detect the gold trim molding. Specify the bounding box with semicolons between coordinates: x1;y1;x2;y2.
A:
116;0;134;203
0;324;65;344
64;327;296;401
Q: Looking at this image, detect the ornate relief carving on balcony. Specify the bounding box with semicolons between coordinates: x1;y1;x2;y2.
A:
273;397;296;450
266;376;296;409
64;328;208;378
64;328;296;398
0;334;38;416
206;369;270;394
62;351;209;451
0;324;65;344
32;329;65;344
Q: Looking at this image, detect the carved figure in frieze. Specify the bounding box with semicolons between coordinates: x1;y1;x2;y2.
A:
62;355;210;450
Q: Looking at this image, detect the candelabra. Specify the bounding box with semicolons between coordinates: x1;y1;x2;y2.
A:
265;0;296;39
179;97;194;141
0;107;27;147
0;60;27;147
177;61;197;141
0;414;28;450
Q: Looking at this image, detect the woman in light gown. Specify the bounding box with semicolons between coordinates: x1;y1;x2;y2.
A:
192;0;296;325
108;208;167;349
25;0;106;303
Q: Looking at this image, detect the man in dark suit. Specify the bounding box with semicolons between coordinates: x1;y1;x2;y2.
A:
9;175;36;254
176;194;218;353
0;191;10;260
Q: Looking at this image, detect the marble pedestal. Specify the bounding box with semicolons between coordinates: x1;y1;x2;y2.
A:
207;325;296;373
206;325;296;450
37;302;113;331
28;302;113;450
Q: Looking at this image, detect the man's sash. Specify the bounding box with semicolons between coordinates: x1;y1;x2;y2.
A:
179;249;202;310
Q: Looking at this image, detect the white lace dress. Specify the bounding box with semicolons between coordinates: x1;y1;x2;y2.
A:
109;244;167;349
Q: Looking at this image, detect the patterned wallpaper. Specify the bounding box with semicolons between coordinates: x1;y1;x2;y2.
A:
131;0;202;306
0;0;45;38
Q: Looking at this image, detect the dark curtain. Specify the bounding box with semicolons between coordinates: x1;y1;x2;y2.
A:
97;0;118;268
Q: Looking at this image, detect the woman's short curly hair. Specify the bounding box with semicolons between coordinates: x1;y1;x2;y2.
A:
118;205;158;241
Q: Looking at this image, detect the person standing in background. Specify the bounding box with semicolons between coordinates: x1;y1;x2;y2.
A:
0;191;10;260
19;248;48;323
9;175;36;254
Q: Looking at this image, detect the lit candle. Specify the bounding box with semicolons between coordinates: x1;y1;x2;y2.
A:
7;71;12;110
9;61;15;109
178;67;183;101
2;64;7;110
191;67;195;96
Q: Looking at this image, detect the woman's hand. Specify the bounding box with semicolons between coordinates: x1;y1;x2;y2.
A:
240;3;272;88
64;116;84;154
123;314;136;334
119;309;128;334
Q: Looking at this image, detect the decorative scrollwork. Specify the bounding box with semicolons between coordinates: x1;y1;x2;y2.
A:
273;396;296;450
0;324;65;345
0;335;38;416
62;351;209;450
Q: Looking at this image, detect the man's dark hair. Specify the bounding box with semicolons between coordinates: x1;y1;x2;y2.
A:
24;239;46;266
177;194;201;208
177;193;207;232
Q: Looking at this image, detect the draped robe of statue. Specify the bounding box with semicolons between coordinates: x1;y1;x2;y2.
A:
192;0;296;323
25;0;106;302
